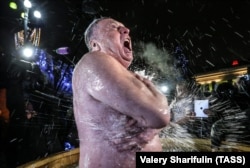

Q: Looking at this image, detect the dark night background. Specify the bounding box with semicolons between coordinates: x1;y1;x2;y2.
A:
1;0;250;74
1;0;250;167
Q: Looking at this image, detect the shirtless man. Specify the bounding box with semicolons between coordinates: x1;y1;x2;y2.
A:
72;17;170;168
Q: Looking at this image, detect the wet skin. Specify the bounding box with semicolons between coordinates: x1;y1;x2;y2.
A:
72;18;170;168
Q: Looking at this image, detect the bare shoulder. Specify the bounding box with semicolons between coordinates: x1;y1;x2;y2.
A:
76;52;120;69
73;51;132;89
79;51;129;76
87;51;122;67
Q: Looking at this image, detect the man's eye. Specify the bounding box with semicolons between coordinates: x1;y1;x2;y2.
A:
111;24;118;29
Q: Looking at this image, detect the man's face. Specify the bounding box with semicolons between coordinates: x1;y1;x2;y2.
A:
96;18;133;68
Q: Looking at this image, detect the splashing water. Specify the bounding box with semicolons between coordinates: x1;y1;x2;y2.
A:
133;46;201;151
208;97;250;151
159;86;202;152
160;123;199;152
158;77;250;152
134;69;155;81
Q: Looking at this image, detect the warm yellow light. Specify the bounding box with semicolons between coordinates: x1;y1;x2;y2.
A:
194;66;248;84
9;2;17;10
21;12;25;18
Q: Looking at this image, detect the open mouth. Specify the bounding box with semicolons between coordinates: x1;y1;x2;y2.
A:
123;39;131;51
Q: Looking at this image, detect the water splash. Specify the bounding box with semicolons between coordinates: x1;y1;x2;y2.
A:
160;123;198;152
134;69;155;81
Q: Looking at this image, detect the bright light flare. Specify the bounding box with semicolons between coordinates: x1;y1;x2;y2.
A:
22;47;34;58
33;10;41;18
160;85;169;93
24;0;32;8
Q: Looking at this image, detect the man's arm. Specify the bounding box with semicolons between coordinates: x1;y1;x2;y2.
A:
81;51;170;128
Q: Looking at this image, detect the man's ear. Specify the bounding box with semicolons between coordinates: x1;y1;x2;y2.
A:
90;40;101;51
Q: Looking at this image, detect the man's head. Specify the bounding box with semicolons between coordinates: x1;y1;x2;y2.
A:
25;101;37;119
84;17;133;68
84;17;107;51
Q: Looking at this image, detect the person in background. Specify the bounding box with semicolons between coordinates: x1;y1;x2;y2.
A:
72;17;170;168
18;101;39;164
204;76;250;152
24;101;37;120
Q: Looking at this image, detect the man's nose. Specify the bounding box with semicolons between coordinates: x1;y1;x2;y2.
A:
119;26;130;34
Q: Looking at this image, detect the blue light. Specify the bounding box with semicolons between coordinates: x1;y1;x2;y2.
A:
34;49;73;93
64;142;74;151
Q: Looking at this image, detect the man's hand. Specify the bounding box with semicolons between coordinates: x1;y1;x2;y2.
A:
133;73;166;100
110;118;159;152
111;128;159;152
203;109;213;116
